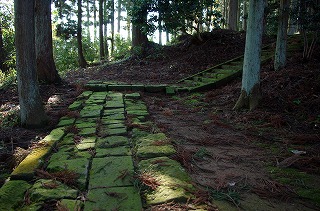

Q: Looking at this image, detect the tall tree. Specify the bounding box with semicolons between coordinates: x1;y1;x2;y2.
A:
117;0;121;33
14;0;48;127
234;0;266;110
131;0;148;48
77;0;87;68
274;0;290;71
110;0;115;55
229;0;239;30
35;0;61;84
0;25;8;73
99;0;105;60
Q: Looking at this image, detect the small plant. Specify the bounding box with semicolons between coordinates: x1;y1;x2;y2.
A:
193;147;211;160
209;187;241;207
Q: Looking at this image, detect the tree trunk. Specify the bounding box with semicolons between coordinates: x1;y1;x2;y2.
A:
132;25;148;48
35;0;61;84
0;25;8;73
86;0;90;39
14;0;48;128
94;0;97;41
99;0;105;60
242;0;248;31
104;0;109;59
274;0;290;71
77;0;88;68
111;0;115;55
287;0;298;35
228;0;238;30
166;31;170;43
117;0;121;33
234;0;265;111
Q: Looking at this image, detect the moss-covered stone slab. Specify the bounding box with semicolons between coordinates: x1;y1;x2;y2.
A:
43;128;65;143
58;133;75;146
139;157;193;188
90;92;108;98
166;86;176;95
48;146;91;162
79;109;101;118
145;185;191;205
95;146;131;157
131;128;150;139
68;100;83;111
105;122;126;129
96;136;129;148
144;85;166;93
29;179;78;202
126;110;149;116
125;103;148;111
108;84;132;91
139;157;193;205
131;85;145;92
84;187;142;211
135;133;167;144
46;157;90;190
77;91;93;99
58;199;82;211
11;145;52;180
75;121;96;129
85;99;105;104
76;142;96;151
102;113;125;120
89;156;134;188
136;145;176;159
78;127;96;136
103;108;125;115
105;101;124;109
125;93;141;99
85;83;108;91
57;117;76;127
100;127;127;136
100;119;124;125
0;180;31;210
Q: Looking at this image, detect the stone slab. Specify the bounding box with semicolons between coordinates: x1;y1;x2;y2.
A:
0;180;31;210
95;146;131;157
89;156;134;188
84;187;142;211
96;136;129;148
29;179;78;202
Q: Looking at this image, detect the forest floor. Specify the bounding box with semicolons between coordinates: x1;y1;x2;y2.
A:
0;29;320;210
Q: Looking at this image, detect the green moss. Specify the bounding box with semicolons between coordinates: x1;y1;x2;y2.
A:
59;199;82;211
84;187;142;211
77;91;93;99
89;156;134;188
96;136;129;148
11;146;52;180
75;121;96;129
0;180;31;210
95;146;132;157
103;108;125;114
78;127;96;136
57;117;76;127
139;157;193;205
125;93;141;99
29;179;78;202
68;101;83;111
297;189;320;204
136;145;176;159
43;128;65;143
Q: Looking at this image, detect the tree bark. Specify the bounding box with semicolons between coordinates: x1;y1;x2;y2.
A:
111;0;115;55
228;0;238;30
117;0;121;33
35;0;61;84
94;0;97;40
86;0;90;39
14;0;48;128
77;0;88;68
234;0;265;111
104;0;109;59
242;0;248;31
274;0;290;71
132;25;148;48
99;0;105;60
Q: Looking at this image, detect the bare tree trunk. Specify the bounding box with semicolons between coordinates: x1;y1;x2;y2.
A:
274;0;290;71
242;0;248;31
132;25;148;48
86;0;90;39
14;0;48;128
234;0;266;111
77;0;88;68
287;0;298;35
117;0;121;33
99;0;105;60
228;0;238;30
166;31;169;43
104;0;109;59
35;0;61;84
94;0;97;41
111;0;115;55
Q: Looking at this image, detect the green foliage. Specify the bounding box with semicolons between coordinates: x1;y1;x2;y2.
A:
0;69;16;90
0;104;20;128
0;1;16;72
129;0;222;38
265;1;279;35
53;37;79;74
112;34;132;60
291;1;320;32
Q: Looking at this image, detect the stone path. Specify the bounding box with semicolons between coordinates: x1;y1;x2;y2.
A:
0;91;196;210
